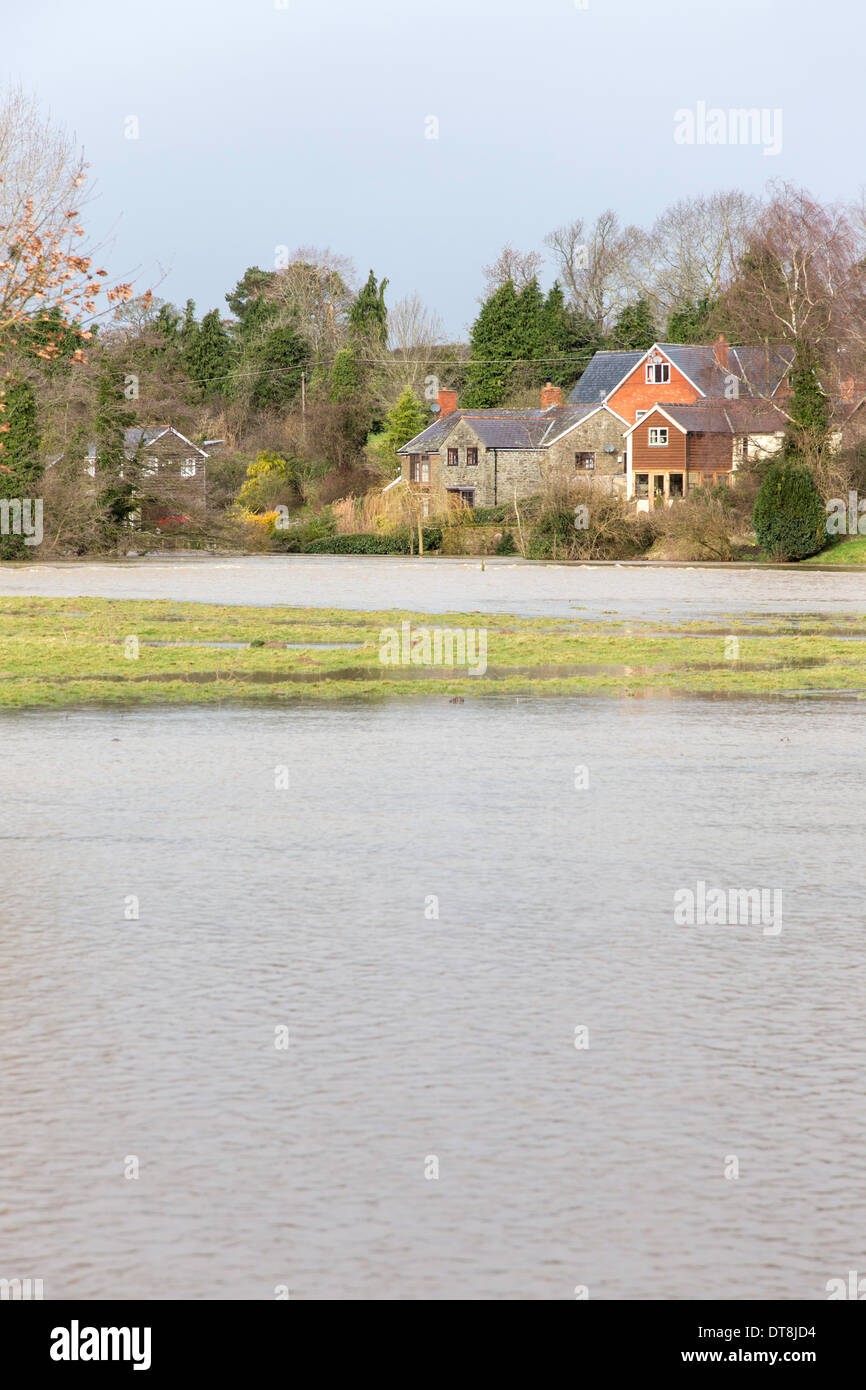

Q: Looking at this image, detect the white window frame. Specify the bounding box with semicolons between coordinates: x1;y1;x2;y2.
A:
645;362;670;384
648;427;669;447
635;409;648;422
142;455;159;476
180;457;197;477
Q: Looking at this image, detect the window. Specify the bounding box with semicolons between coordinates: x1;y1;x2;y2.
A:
447;447;458;467
409;455;420;481
635;410;648;422
447;487;474;507
142;455;159;476
669;473;684;498
648;427;668;446
466;447;478;466
653;475;665;499
181;457;197;477
420;460;429;483
645;361;670;384
635;473;649;500
85;455;97;477
574;452;595;470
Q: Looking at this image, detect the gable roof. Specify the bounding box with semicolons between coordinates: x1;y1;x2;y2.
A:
567;350;643;404
398;403;627;454
568;342;794;405
47;426;210;468
125;426;209;457
623;398;789;436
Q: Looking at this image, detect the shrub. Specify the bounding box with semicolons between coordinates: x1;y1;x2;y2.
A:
658;489;736;561
301;527;442;555
269;505;337;551
493;530;517;555
752;461;826;561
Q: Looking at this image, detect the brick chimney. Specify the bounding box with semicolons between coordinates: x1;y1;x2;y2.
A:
541;380;563;409
713;333;729;371
437;388;458;417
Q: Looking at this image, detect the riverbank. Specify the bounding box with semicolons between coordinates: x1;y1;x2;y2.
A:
2;596;866;706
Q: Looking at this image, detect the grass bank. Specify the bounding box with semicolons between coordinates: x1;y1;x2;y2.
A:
2;597;866;707
803;536;866;565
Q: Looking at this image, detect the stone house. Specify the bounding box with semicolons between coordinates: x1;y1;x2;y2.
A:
398;384;629;510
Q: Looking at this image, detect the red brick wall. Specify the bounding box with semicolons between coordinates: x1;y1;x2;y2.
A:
609;357;700;422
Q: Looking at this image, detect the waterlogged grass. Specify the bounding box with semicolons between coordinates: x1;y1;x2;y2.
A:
1;596;866;706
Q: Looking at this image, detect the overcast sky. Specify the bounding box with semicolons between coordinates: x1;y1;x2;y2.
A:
7;0;864;338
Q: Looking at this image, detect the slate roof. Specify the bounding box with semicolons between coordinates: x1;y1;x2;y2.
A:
47;426;209;468
654;399;789;434
567;343;794;405
398;403;622;454
567;351;643;404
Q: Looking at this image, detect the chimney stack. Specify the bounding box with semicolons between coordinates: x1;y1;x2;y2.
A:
713;334;729;371
541;380;563;409
437;388;458;418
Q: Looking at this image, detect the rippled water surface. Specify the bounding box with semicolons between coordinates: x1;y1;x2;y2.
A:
1;553;865;620
1;697;864;1299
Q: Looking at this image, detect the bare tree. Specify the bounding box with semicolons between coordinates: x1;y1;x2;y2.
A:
369;292;445;407
544;210;641;333
638;190;761;322
265;246;357;360
0;87;135;357
481;244;543;300
722;183;866;392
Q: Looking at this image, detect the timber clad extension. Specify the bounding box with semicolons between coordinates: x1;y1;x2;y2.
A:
625;401;788;509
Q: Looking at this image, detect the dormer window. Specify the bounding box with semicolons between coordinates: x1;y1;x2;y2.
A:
645;360;670;384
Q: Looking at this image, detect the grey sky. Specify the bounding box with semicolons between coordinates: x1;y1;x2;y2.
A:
8;0;864;338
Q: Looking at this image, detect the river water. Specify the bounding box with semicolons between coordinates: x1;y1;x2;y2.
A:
0;553;864;620
1;694;864;1300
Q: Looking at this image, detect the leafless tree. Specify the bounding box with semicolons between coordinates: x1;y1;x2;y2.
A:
265;246;357;360
480;243;543;300
368;292;445;407
721;183;866;396
544;210;642;333
637;190;761;321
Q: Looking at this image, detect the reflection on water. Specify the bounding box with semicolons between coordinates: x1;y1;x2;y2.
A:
0;697;863;1299
2;553;866;621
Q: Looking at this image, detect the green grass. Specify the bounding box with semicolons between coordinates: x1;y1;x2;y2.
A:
803;535;866;565
1;597;866;706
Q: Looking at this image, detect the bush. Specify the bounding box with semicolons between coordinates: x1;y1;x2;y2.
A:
301;527;442;555
269;505;337;552
493;530;517;555
657;489;736;561
752;461;826;561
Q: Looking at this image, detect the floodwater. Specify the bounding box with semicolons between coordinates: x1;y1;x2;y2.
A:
0;553;864;621
0;697;863;1300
